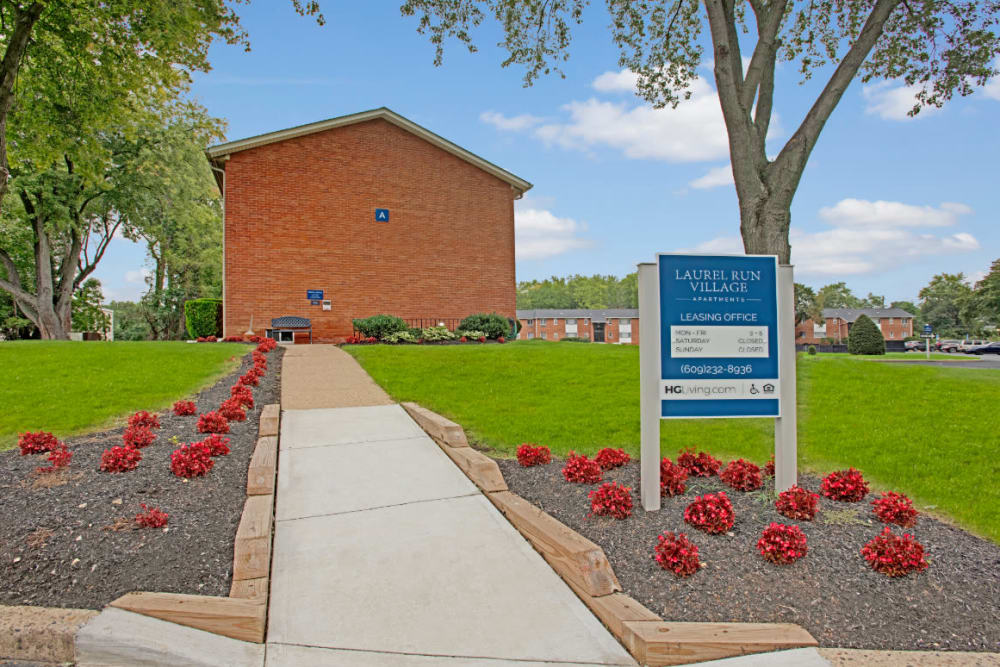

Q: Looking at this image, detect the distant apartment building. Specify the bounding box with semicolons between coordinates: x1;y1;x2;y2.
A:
516;309;639;344
796;308;914;344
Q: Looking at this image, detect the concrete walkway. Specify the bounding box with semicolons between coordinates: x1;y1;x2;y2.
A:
267;346;635;666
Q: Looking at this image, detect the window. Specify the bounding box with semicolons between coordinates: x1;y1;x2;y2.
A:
552;333;559;340
539;318;546;325
527;333;534;340
889;331;895;339
540;332;546;339
567;319;576;325
552;318;559;325
620;330;631;340
526;319;534;325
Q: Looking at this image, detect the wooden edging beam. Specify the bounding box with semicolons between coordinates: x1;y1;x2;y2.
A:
247;436;278;496
403;402;820;667
109;593;265;644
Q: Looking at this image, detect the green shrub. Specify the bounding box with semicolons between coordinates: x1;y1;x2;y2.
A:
847;315;885;355
457;329;487;340
459;313;509;339
353;314;408;339
562;336;590;343
184;298;222;339
421;326;457;342
382;330;417;344
808;345;817;355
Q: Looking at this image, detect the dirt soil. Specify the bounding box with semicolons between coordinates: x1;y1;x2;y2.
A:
0;346;282;610
496;457;1000;653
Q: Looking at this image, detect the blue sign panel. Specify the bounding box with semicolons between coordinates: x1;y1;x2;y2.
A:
375;208;390;222
923;324;933;334
306;290;324;300
658;254;780;419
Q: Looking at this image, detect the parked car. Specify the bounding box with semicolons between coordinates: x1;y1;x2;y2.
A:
936;339;962;353
969;342;1000;355
904;340;926;351
958;339;989;353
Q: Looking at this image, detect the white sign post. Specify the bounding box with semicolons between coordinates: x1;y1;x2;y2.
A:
638;255;798;511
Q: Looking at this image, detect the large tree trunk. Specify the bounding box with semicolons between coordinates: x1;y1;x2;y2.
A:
739;193;792;263
0;4;45;205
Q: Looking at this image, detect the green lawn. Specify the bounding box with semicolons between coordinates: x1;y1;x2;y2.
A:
347;341;1000;542
1;341;247;450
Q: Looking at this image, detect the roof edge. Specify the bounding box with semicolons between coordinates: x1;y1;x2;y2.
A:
205;107;532;195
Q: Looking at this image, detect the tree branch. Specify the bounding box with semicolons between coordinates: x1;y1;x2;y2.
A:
773;0;902;182
740;1;787;112
0;246;34;303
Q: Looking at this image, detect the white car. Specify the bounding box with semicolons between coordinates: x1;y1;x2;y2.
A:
958;339;989;353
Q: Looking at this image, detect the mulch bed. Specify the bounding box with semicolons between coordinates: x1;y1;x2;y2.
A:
496;457;1000;653
0;346;282;610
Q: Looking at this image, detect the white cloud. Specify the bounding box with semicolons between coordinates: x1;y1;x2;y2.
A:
689;164;734;190
686;198;978;276
862;81;941;121
985;59;1000;101
485;69;781;164
515;206;592;260
480;110;543;132
818;199;972;228
125;268;151;285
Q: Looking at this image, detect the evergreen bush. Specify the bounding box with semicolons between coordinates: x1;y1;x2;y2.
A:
352;314;407;339
184;298;222;339
847;314;885;355
459;313;509;339
807;345;817;355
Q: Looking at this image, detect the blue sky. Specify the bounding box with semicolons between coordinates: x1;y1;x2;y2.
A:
95;3;999;305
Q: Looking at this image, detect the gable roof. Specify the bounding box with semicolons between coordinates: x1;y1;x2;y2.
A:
205;107;532;196
822;307;914;322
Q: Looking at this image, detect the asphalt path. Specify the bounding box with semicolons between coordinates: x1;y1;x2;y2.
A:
890;352;1000;369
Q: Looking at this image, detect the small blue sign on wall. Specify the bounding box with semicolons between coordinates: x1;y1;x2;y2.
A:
375;208;390;222
306;290;324;300
658;254;780;419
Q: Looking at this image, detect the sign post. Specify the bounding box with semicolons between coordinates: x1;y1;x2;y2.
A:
639;253;793;511
923;324;933;360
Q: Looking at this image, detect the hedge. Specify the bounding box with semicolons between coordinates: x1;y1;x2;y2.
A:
353;314;408;339
847;314;886;355
184;298;222;339
458;313;510;339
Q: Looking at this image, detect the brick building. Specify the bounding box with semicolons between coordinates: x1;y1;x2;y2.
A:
795;307;914;344
205;108;531;342
516;309;639;344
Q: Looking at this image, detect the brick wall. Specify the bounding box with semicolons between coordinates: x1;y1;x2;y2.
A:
518;316;639;345
222;119;517;342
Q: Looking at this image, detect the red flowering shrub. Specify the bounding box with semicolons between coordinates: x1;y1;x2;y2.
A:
229;384;254;408
128;411;161;430
561;451;603;484
654;532;700;577
477;335;487;343
821;468;870;502
775;485;819;521
238;371;260;387
135;504;169;528
248;335;264;343
366;336;376;343
172;400;196;416
459;336;468;343
861;527;929;577
594;447;631;470
344;335;360;344
720;458;763;491
256;338;277;353
757;523;808;565
252;349;266;361
659;457;688;497
123;425;156;449
684;491;735;534
201;434;231;457
18;431;60;455
196;335;218;343
254;358;267;372
170;442;215;478
677;448;721;477
222;336;244;342
516;443;551;467
588;482;634;519
764;454;775;477
197;411;230;434
218;397;247;422
871;492;918;528
36;444;73;473
100;446;142;473
498;336;505;343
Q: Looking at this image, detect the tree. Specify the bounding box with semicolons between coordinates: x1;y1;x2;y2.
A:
794;283;815;324
71;278;109;334
814;281;861;315
401;1;1000;262
919;273;973;337
106;299;151;341
0;1;324;339
516;273;639;309
965;259;1000;336
847;313;885;355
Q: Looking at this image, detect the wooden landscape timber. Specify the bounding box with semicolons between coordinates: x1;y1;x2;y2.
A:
259;403;280;438
403;402;820;666
109;592;265;643
247;435;278;495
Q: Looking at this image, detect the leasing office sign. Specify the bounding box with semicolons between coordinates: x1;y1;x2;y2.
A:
657;253;780;418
